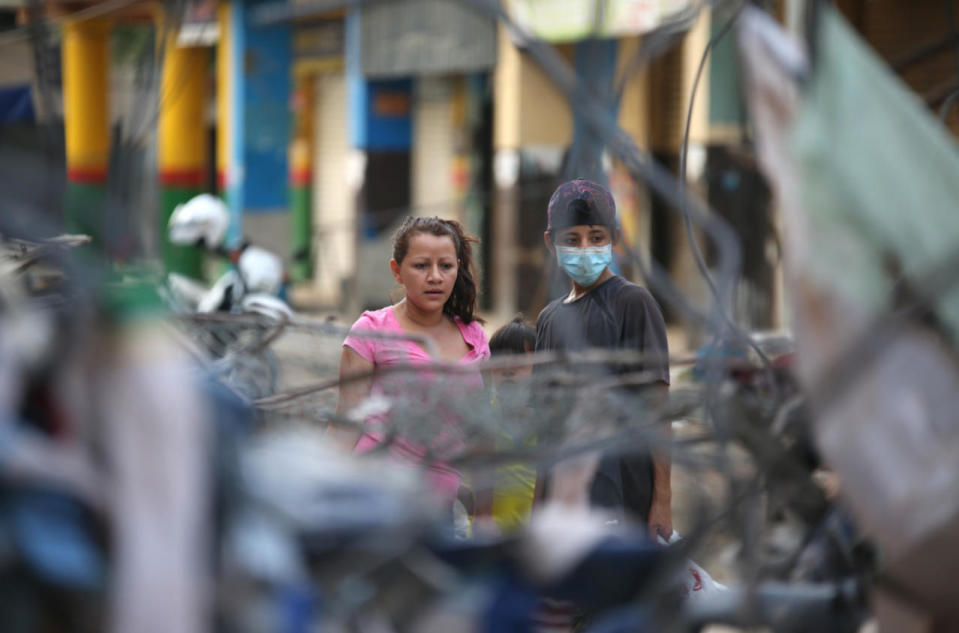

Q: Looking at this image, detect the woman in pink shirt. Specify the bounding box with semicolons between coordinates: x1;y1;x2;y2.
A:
329;216;490;505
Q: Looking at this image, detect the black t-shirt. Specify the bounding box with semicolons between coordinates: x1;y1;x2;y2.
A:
535;275;669;522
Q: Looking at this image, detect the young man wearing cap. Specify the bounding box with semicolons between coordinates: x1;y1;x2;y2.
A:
535;178;672;539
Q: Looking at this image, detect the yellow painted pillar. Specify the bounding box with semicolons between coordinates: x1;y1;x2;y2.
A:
158;32;209;277
450;76;470;217
616;37;650;151
62;18;111;244
681;10;712;151
613;36;652;266
216;1;232;195
492;25;521;321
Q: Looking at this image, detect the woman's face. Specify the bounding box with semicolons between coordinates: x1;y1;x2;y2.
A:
391;232;459;312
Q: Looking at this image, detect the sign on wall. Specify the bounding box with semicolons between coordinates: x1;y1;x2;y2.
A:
511;0;694;43
361;0;497;78
178;0;219;46
293;20;344;61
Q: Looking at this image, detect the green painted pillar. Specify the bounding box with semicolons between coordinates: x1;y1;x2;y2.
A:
289;72;313;281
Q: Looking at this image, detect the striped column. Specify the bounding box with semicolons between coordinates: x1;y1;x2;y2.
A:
289;72;313;281
62;18;111;247
158;33;208;278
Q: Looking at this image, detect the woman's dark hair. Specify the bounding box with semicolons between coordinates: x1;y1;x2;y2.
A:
489;315;535;356
392;216;484;324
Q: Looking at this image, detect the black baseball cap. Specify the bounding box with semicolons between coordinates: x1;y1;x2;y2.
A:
547;179;617;233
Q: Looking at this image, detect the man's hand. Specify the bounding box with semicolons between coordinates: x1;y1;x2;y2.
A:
649;389;672;542
648;498;672;541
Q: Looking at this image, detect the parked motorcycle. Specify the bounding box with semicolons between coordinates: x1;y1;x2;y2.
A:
165;194;292;399
165;193;291;316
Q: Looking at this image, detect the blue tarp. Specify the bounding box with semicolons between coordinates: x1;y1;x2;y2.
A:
0;84;35;124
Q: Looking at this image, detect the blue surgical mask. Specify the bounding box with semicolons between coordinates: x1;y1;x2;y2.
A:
556;244;612;287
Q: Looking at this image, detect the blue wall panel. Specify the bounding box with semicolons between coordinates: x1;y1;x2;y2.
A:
243;2;291;213
346;10;411;151
364;79;412;151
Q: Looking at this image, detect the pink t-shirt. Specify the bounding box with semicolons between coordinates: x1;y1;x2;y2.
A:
342;305;490;503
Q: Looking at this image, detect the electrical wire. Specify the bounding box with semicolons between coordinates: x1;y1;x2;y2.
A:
248;2;746;340
2;2;886;627
247;1;772;579
613;4;702;105
255;0;748;338
490;0;743;322
676;1;771;366
250;0;756;522
672;5;771;533
0;0;147;49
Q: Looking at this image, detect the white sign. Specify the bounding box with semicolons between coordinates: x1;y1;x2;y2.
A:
511;0;694;43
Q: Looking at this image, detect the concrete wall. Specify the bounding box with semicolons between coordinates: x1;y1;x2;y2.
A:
311;71;354;305
242;211;290;263
494;30;573;150
0;39;34;85
411;76;456;217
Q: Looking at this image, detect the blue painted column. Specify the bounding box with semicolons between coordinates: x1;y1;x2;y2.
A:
226;0;246;248
242;6;291;214
346;8;367;151
566;38;619;187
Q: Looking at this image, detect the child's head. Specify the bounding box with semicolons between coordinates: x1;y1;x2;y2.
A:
545;179;618;236
543;180;621;288
489;315;536;386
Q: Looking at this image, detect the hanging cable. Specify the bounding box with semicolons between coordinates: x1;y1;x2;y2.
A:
677;1;773;367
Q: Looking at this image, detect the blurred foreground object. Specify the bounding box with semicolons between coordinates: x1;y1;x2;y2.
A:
103;308;211;633
740;6;959;630
0;234;213;633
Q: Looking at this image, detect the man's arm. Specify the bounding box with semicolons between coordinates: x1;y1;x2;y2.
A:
625;287;671;539
648;381;672;540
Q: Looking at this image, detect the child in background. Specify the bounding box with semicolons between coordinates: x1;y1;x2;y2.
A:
486;315;538;533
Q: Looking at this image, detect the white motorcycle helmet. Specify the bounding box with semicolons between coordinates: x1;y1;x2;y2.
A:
237;246;284;296
168;193;230;249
